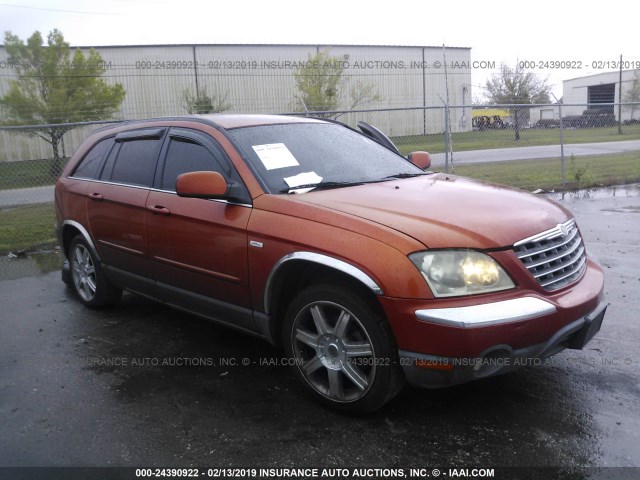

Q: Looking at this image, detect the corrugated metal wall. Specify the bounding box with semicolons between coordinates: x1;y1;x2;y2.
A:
562;70;640;119
0;44;471;162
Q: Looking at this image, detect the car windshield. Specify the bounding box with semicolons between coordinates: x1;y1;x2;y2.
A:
227;122;423;194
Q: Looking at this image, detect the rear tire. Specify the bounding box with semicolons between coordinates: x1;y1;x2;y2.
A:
69;235;121;308
283;283;404;413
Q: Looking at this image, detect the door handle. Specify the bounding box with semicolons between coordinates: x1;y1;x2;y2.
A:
148;205;171;215
88;193;103;201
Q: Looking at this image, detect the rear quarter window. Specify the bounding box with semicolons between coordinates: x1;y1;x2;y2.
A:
72;138;115;179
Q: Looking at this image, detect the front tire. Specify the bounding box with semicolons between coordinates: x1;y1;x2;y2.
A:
283;284;404;413
69;235;121;308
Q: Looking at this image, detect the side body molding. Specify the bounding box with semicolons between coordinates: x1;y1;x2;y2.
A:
263;251;383;314
63;220;101;261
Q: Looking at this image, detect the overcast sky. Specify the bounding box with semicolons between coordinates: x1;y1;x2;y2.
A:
1;0;638;100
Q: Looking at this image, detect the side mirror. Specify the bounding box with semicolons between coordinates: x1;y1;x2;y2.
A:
408;151;431;170
176;171;229;199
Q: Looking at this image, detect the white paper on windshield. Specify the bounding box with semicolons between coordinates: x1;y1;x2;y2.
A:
252;143;299;170
284;171;323;194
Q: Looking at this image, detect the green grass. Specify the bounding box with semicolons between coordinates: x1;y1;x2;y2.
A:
394;124;640;155
439;151;640;192
0;203;57;254
0;158;69;190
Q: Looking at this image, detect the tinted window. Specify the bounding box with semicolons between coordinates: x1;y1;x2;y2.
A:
73;138;114;179
100;142;120;180
228;123;421;194
109;139;162;187
161;138;225;191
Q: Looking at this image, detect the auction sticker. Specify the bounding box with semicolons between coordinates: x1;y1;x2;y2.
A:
252;143;299;170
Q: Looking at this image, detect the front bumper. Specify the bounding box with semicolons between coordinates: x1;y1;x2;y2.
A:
379;255;606;388
415;296;558;328
400;299;607;388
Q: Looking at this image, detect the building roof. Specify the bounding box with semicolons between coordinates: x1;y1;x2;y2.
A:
4;42;471;51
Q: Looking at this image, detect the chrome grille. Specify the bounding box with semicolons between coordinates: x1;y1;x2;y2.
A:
514;219;587;291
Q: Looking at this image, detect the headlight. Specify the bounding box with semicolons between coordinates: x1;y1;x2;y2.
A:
409;250;515;298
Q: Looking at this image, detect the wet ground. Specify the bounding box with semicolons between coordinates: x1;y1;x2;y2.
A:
1;191;639;478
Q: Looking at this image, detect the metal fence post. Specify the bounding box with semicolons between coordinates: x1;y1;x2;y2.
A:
551;94;565;197
559;100;565;197
445;106;451;173
438;96;451;173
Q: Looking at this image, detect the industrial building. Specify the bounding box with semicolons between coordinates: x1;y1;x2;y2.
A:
0;43;472;162
530;69;640;126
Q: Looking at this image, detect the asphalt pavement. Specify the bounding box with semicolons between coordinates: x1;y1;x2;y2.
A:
0;190;639;479
0;185;55;208
429;139;640;167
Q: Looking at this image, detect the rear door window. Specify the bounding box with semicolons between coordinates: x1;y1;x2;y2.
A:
103;137;163;187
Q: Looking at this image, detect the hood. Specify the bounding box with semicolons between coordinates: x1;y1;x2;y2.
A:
294;174;572;250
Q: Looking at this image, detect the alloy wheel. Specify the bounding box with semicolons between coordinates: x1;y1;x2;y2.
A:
291;301;376;402
71;243;97;302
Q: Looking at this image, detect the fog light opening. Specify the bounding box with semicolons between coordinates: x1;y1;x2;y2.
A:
473;348;512;378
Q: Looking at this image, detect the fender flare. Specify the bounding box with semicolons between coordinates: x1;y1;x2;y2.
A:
263;251;383;314
62;220;101;261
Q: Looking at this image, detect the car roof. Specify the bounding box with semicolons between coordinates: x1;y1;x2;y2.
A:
193;114;327;129
95;114;327;133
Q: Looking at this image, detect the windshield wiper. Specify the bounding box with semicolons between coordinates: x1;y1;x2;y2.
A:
382;172;433;180
279;181;365;194
279;174;431;193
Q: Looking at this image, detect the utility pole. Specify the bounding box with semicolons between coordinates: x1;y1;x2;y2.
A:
192;45;200;97
618;54;623;135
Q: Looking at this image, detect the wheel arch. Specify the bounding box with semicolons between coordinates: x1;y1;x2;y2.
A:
62;220;100;261
263;252;385;346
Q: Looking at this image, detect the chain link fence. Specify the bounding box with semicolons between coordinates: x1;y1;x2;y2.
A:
1;102;640;254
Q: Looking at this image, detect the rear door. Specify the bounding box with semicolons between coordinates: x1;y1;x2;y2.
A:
86;128;165;293
146;128;254;329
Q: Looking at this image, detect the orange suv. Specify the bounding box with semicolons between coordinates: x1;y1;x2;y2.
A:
55;115;607;412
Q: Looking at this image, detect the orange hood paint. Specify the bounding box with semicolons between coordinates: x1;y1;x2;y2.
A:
292;174;572;250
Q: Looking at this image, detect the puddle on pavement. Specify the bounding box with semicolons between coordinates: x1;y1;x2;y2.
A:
545;183;640;201
0;249;63;281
